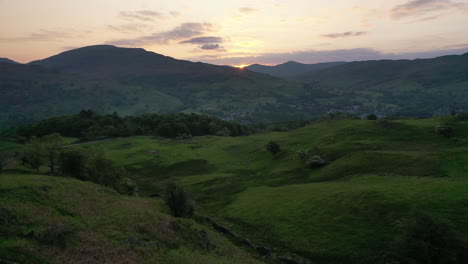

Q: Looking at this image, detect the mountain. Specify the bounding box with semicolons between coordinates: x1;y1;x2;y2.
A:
246;61;346;78
1;46;466;127
0;58;19;64
290;53;468;116
2;45;320;125
29;45;249;80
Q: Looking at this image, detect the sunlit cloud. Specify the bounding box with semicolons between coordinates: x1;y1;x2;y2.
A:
119;10;165;21
107;23;153;34
180;36;224;44
194;47;468;65
239;7;257;14
106;23;215;46
0;29;92;42
321;31;368;38
390;0;468;21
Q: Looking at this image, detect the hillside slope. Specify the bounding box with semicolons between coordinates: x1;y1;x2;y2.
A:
291;53;468;116
246;61;345;78
1;46;319;125
0;173;263;264
0;58;18;64
84;116;468;264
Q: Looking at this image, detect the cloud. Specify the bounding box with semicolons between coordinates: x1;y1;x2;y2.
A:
170;11;181;17
179;36;223;44
106;22;214;46
239;7;257;14
404;15;440;24
201;44;221;50
321;31;367;38
0;29;91;42
193;47;468;65
107;23;153;34
390;0;468;20
119;10;165;21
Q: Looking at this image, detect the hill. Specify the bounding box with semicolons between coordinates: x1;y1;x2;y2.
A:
2;114;468;263
0;173;263;264
0;58;19;64
1;45;322;125
246;61;345;78
1;46;467;127
55;115;468;263
291;53;468;116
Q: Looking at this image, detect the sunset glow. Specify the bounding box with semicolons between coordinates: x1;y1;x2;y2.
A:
1;0;468;65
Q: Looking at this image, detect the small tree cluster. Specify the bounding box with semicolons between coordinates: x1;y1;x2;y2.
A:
164;183;194;218
60;148;137;195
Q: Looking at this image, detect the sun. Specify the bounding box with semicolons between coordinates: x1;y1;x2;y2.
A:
234;64;249;69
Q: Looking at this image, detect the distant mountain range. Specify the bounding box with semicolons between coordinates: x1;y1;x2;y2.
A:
0;58;19;64
246;61;346;78
0;45;467;127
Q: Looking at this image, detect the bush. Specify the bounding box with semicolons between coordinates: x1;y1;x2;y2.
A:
435;124;454;137
306;155;326;168
266;141;281;158
392;215;468;264
164;183;194;218
366;114;378;120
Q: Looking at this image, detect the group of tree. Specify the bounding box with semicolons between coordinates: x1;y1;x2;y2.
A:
16;110;252;140
22;133;138;195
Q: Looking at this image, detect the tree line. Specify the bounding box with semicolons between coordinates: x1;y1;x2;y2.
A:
15;110;251;140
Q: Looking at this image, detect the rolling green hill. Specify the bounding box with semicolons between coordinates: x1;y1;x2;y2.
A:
2;115;468;263
0;173;263;264
44;115;467;264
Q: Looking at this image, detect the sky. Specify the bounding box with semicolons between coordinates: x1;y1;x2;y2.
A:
1;0;468;66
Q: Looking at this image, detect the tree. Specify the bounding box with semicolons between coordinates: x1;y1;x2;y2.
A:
42;133;64;174
266;141;281;158
60;149;88;180
164;182;194;218
366;114;378;120
24;137;45;174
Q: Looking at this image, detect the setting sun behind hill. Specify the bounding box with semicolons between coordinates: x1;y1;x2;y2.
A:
234;64;249;69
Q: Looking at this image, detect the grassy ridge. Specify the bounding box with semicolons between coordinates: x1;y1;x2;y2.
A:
0;173;263;264
86;116;468;263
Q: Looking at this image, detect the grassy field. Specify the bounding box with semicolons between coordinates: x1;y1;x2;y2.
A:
0;173;263;264
74;116;468;263
2;116;467;263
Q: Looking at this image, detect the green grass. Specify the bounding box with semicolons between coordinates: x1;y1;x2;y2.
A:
0;173;263;264
3;116;468;263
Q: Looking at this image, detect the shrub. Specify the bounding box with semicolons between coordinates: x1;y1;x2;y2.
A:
392;215;468;264
164;183;194;218
306;155;326;168
435;124;454;137
266;141;281;158
366;114;378;120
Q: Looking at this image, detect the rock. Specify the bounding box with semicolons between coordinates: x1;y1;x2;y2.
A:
256;245;272;256
306;155;326;168
242;239;255;248
212;222;238;237
277;256;301;264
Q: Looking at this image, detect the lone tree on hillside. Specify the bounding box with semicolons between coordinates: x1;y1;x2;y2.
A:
42;133;65;174
366;114;378;120
164;183;194;218
266;141;281;158
24;137;45;174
